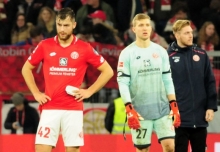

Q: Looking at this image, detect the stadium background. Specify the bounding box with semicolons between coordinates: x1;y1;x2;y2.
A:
0;43;220;152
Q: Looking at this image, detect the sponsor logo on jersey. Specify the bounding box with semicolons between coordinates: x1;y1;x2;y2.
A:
59;58;68;66
49;67;77;76
138;68;160;73
49;66;77;72
71;51;79;59
50;52;56;56
144;60;151;67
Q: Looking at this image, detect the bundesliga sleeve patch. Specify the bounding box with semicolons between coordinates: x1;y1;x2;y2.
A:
118;62;124;67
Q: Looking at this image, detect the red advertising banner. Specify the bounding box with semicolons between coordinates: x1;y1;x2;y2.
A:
0;43;124;99
86;42;124;89
0;45;45;96
0;134;220;152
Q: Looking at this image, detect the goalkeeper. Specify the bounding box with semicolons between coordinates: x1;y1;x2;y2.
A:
117;13;180;152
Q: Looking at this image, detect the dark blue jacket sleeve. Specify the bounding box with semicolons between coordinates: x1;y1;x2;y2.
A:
204;53;218;111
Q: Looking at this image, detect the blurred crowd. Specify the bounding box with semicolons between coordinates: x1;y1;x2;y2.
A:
0;0;220;48
1;0;220;103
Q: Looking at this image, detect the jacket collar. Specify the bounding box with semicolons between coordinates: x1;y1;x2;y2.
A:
168;41;197;52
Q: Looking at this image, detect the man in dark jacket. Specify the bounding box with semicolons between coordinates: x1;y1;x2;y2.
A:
167;20;218;152
4;92;39;134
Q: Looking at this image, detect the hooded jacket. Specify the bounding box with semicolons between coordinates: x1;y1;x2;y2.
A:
167;41;218;128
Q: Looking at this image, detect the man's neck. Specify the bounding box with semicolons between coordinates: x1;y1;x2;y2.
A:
58;35;74;47
177;41;187;48
135;38;150;48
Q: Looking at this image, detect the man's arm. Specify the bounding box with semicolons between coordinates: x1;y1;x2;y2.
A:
87;61;114;95
167;94;176;101
22;61;51;104
204;52;218;112
22;61;39;95
117;50;142;129
117;50;132;104
4;109;14;130
75;61;113;101
162;48;180;127
203;52;218;122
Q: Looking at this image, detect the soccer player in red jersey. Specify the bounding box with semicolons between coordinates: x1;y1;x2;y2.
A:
22;7;113;152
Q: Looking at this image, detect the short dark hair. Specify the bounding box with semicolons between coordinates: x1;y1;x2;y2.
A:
30;26;43;38
56;7;75;20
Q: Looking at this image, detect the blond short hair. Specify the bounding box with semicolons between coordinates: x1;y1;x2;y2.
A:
173;20;191;33
132;13;151;27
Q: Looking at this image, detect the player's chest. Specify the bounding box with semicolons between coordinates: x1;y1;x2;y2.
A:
44;48;86;67
131;51;162;68
170;52;205;70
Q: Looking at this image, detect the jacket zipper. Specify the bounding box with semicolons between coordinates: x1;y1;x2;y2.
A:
184;51;196;128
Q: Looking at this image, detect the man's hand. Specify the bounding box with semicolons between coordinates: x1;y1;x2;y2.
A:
125;103;143;129
12;122;20;130
33;92;51;105
205;109;214;122
74;89;93;102
169;100;181;128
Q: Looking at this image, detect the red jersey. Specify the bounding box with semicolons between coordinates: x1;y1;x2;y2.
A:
28;36;105;110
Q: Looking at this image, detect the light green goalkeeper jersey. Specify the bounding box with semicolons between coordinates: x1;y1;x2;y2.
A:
117;41;175;120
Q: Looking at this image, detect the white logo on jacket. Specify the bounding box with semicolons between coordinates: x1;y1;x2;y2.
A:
172;56;180;62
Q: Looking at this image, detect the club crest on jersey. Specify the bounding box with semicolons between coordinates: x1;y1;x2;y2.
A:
144;60;151;67
152;53;159;58
71;52;79;59
59;58;68;66
172;56;180;63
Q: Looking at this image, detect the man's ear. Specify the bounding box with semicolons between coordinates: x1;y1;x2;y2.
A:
173;32;178;40
73;21;77;29
132;26;135;33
